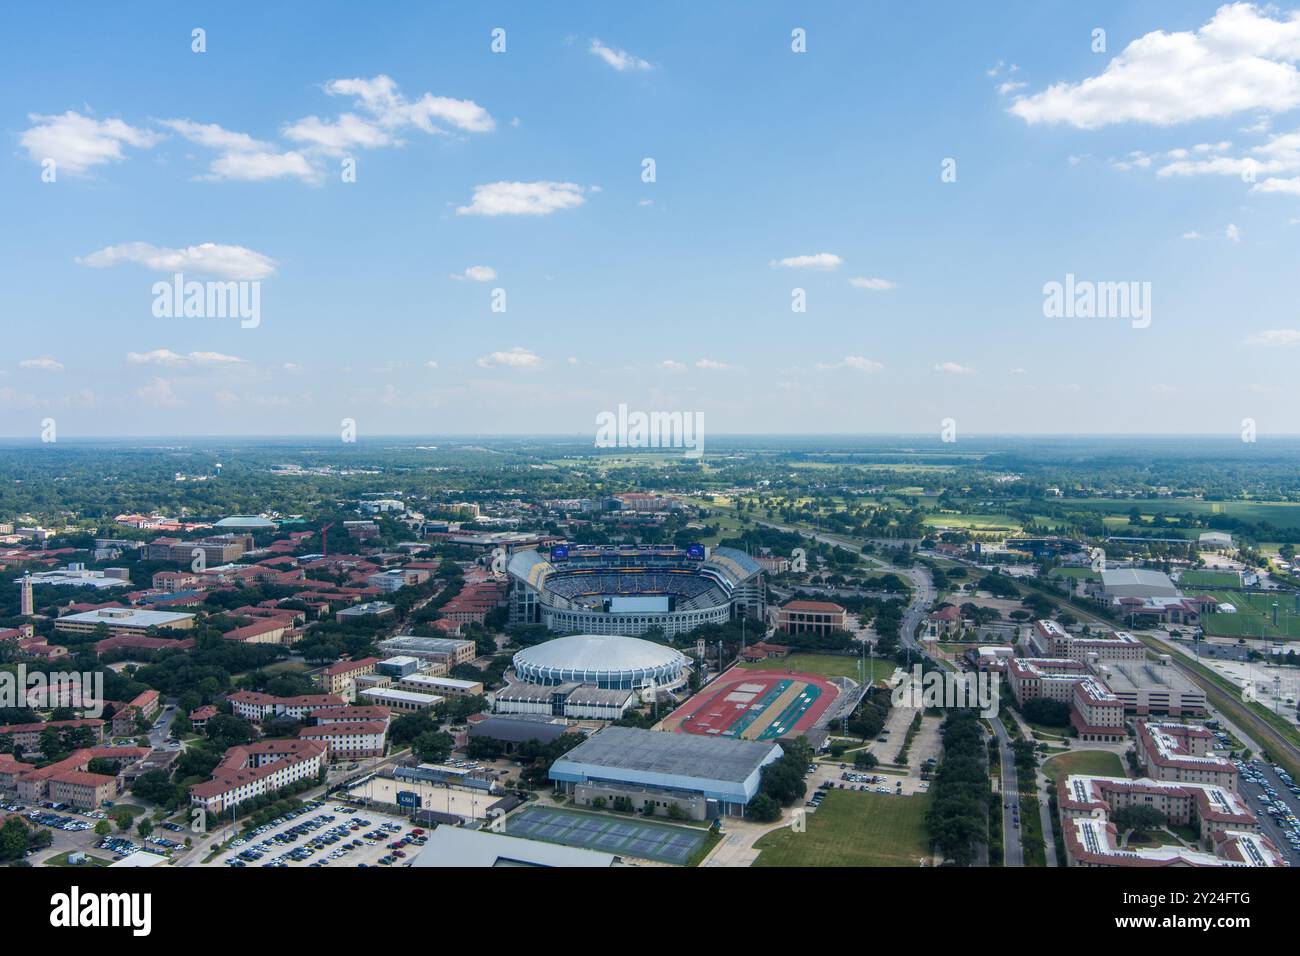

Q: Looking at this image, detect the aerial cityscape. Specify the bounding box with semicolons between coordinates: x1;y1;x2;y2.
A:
2;0;1296;931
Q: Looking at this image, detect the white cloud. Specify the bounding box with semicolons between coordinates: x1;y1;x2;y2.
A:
817;356;884;372
208;148;316;182
20;110;162;176
323;75;495;133
1227;222;1242;242
424;359;440;369
76;242;277;280
19;357;64;373
284;75;493;155
456;181;586;216
848;277;896;290
159;119;267;152
695;358;732;370
1010;4;1300;128
282;113;397;154
934;361;975;375
159;118;318;182
1182;231;1204;239
126;349;244;367
770;252;843;270
1245;328;1300;345
476;347;540;368
590;39;652;72
658;360;686;374
451;265;497;282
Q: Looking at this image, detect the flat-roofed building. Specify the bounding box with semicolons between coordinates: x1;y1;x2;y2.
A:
377;635;477;667
336;601;396;620
411;824;617;867
317;657;380;697
396;673;484;698
1100;568;1180;601
1095;660;1207;717
359;687;443;713
56;606;195;637
550;726;783;819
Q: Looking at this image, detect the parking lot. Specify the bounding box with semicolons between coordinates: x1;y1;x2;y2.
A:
212;801;427;868
1236;757;1300;865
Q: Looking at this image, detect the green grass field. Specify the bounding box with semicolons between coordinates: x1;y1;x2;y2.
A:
1042;749;1126;782
753;790;932;867
44;851;113;867
923;513;1021;532
1057;498;1300;531
740;653;893;684
1200;591;1300;640
1177;570;1242;589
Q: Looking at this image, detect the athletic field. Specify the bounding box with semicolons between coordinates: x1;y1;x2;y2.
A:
661;665;839;740
505;805;706;865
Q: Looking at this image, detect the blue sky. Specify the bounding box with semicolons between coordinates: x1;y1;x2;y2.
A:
2;1;1299;438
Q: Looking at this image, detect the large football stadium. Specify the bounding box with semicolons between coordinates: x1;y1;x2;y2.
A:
507;544;765;638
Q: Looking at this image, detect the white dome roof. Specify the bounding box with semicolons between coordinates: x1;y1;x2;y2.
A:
514;634;686;673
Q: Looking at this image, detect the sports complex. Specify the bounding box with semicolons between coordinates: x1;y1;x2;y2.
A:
661;665;842;741
507;544;765;638
505;805;707;865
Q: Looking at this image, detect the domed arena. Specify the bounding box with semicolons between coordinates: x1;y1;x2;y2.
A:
512;634;690;691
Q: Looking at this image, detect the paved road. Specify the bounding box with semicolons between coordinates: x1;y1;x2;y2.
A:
989;714;1024;866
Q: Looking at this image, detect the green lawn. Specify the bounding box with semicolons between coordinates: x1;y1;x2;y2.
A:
1042;749;1126;782
740;653;892;684
753;790;932;867
1200;591;1300;640
45;851;112;867
1177;570;1242;589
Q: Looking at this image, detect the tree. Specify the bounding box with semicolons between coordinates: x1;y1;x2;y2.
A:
136;817;154;838
1113;805;1166;831
94;820;111;837
412;730;454;764
747;793;781;822
0;818;28;861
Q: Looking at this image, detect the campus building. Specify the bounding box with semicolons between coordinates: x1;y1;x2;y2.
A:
55;606;195;637
189;739;327;816
228;691;344;722
775;600;848;637
1058;774;1283;868
1134;720;1237;792
549;726;783;819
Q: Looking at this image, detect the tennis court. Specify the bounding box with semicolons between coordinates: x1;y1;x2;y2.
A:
505;805;706;864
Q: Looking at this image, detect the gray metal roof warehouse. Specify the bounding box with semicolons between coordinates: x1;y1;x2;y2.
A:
469;715;572;745
548;726;782;808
